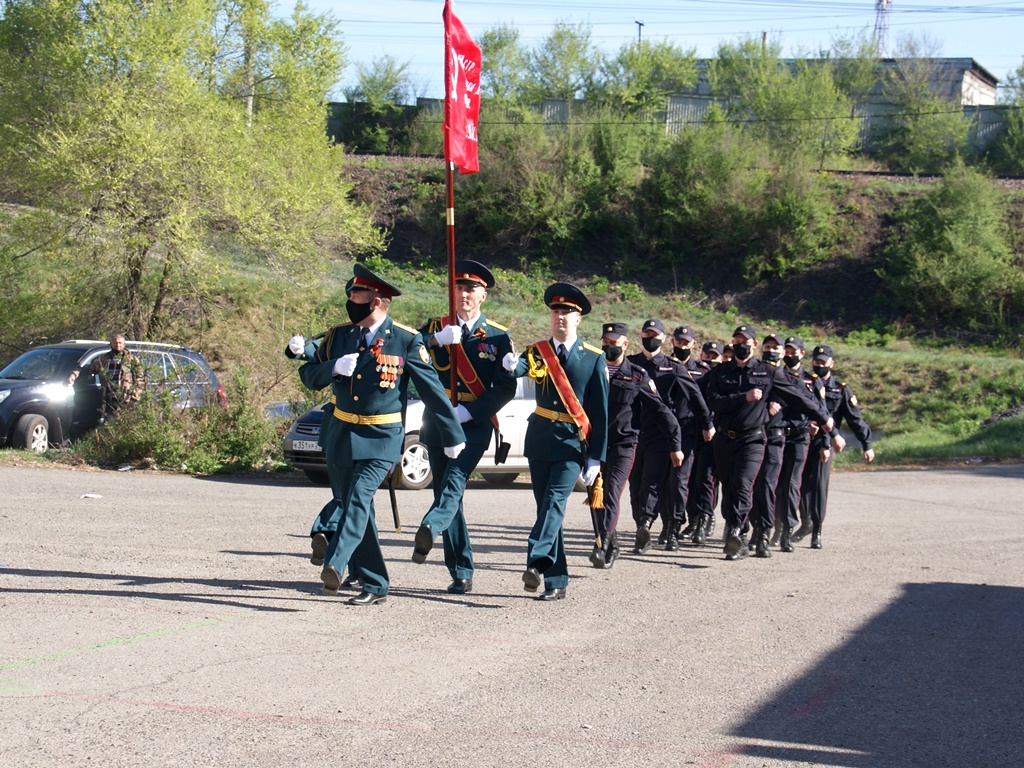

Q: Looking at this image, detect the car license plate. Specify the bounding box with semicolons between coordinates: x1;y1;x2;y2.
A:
292;440;322;452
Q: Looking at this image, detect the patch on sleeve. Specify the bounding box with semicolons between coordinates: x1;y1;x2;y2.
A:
418;345;430;364
648;379;657;393
850;394;859;407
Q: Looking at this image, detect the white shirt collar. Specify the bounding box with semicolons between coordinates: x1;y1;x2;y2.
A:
553;336;577;352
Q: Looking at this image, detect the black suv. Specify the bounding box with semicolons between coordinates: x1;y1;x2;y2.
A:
0;340;225;452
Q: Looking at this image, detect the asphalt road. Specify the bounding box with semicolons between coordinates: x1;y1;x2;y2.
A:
2;463;1022;767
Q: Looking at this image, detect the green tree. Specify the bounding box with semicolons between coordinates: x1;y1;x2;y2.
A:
989;56;1024;174
876;34;971;172
523;21;599;103
709;36;860;163
479;24;528;105
341;54;415;152
595;39;697;115
0;0;382;340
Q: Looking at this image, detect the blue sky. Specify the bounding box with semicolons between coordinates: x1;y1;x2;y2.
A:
279;0;1024;100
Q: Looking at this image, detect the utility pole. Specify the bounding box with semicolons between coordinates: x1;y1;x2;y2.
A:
874;0;892;56
635;19;644;43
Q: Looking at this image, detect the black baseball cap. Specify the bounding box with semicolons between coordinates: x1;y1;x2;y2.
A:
642;318;666;334
784;335;804;351
812;344;834;360
673;325;695;341
732;325;757;342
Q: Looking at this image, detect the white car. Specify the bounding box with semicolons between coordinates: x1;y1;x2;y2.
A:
282;377;538;490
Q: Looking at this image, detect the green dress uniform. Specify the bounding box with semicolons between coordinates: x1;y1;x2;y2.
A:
507;284;609;594
299;313;464;598
417;312;516;584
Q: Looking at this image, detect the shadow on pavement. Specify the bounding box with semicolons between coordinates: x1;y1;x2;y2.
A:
0;567;316;612
732;582;1024;766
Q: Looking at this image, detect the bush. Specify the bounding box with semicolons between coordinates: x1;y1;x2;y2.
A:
77;369;282;473
878;161;1023;330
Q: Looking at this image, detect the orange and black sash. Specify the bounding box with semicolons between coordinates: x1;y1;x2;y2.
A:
533;340;591;444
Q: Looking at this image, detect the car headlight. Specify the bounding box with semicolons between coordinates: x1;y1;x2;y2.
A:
0;389;10;405
36;383;74;402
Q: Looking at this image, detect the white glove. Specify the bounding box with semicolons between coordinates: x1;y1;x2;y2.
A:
332;353;359;377
288;334;306;355
580;459;601;487
502;352;518;372
434;324;463;346
444;442;466;459
454;404;473;423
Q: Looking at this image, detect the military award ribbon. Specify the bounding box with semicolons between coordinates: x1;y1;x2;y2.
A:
533;340;592;445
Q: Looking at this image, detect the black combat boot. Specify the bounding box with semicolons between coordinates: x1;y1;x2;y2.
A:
665;521;680;552
769;524;783;547
791;518;812;542
693;514;709;546
755;528;772;558
634;517;654;554
680;518;698;540
704;513;717;540
810;523;823;549
780;524;794;553
589;532;608;569
724;527;749;561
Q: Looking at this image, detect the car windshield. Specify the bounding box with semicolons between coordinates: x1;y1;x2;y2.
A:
0;348;85;381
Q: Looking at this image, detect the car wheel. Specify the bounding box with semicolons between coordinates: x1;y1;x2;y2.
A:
303;470;330;486
399;433;432;490
15;414;49;453
483;473;519;486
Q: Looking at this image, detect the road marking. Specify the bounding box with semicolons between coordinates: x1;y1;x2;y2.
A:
0;619;219;672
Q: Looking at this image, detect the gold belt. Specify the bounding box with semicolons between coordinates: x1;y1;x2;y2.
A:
444;389;477;402
533;406;576;424
333;409;402;425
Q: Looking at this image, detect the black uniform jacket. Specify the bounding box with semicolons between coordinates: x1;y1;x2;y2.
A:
705;358;831;435
607;356;682;450
627;352;713;439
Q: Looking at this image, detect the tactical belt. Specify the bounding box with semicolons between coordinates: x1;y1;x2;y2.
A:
766;427;786;438
533;406;577;425
444;389;477;402
725;426;765;440
333;409;402;425
784;426;809;437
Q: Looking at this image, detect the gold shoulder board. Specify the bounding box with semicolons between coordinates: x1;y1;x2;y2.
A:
582;342;602;354
391;320;418;335
485;319;508;332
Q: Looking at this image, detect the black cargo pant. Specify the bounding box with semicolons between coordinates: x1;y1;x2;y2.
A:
751;430;785;531
776;430;811;529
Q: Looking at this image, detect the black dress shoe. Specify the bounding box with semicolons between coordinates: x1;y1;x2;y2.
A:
320;565;341;596
522;566;543;592
447;578;473;594
341;576;363;590
536;587;566;601
347;590;387;606
412;524;433;564
310;532;329;566
810;532;823;549
589;546;606;569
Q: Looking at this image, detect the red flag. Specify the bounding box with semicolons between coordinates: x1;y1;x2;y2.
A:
443;1;481;174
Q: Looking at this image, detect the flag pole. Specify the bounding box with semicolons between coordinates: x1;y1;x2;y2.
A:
443;0;458;406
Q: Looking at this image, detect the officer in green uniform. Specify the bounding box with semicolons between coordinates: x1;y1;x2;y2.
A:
295;264;465;605
502;283;609;601
411;260;517;595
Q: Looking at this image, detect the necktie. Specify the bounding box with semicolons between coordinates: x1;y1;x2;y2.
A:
363;331;373;351
558;344;569;366
462;324;470;343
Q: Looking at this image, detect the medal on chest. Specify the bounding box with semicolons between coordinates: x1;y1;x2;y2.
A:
370;340;404;389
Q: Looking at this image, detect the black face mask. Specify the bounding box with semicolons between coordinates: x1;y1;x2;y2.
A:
673;347;691;361
732;343;752;361
346;299;374;325
783;355;801;368
706;360;720;368
813;365;831;378
602;344;623;362
642;337;662;353
761;349;781;364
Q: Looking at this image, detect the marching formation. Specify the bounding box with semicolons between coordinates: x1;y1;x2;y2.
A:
286;262;874;606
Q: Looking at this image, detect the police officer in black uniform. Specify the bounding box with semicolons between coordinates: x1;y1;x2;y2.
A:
687;340;724;545
592;322;683;568
749;333;786;557
794;344;875;549
771;335;824;553
628;319;714;554
705;325;834;561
